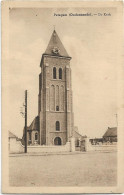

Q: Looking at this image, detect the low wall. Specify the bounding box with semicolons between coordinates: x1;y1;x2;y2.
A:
84;138;117;152
89;144;117;152
9;137;75;154
9;138;24;153
27;142;71;153
9;136;117;154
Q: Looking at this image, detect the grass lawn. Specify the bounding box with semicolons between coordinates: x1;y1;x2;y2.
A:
9;151;117;186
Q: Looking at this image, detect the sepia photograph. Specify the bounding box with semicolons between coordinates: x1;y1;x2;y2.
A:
2;1;124;193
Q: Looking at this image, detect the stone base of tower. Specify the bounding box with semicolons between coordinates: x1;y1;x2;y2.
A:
39;111;73;146
23;115;74;147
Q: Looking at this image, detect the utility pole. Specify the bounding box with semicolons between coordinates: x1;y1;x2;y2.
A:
25;90;27;153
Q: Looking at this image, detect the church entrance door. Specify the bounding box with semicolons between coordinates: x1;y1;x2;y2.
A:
54;137;61;145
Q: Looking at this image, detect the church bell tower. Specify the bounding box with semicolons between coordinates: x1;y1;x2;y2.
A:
38;30;74;145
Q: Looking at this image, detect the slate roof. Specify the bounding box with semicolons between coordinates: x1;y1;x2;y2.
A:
44;30;70;58
103;127;117;137
27;116;39;131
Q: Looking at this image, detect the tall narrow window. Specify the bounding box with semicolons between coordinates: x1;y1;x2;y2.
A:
56;85;59;110
53;67;56;79
60;85;64;111
50;85;55;111
59;68;62;79
56;121;60;131
35;133;38;140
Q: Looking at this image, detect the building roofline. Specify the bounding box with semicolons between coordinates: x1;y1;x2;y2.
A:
74;130;85;137
9;131;18;138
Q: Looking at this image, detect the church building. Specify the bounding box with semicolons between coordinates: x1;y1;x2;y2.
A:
22;30;75;146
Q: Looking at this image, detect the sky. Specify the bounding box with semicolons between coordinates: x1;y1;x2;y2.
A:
6;7;118;138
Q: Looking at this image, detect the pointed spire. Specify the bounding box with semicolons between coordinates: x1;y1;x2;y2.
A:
44;30;70;58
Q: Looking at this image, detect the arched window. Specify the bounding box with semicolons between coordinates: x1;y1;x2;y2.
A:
54;137;61;145
59;68;62;79
53;67;56;79
35;133;38;140
56;121;60;131
56;106;59;111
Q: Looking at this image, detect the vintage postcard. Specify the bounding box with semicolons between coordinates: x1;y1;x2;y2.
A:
2;1;124;193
